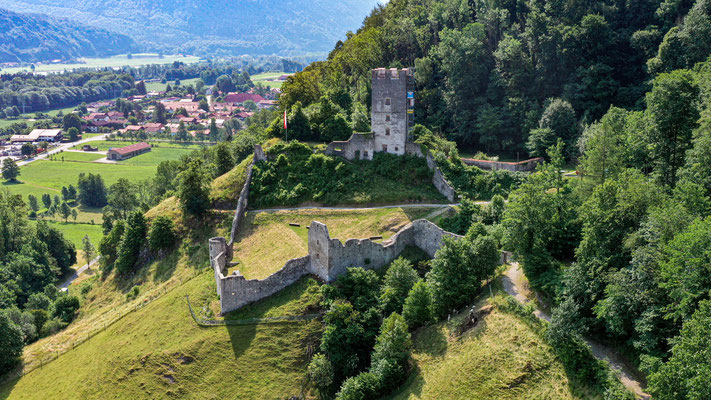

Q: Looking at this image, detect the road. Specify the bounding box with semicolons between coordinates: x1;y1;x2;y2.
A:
59;256;100;289
17;133;109;166
502;263;651;399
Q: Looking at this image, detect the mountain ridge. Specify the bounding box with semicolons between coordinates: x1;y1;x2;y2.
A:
0;8;138;63
0;0;382;57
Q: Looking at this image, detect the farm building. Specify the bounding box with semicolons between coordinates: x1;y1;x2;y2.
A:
10;129;63;143
107;142;151;161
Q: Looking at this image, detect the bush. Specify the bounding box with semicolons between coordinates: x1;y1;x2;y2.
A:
379;258;419;316
251;141;441;207
335;372;380;400
53;295;80;323
308;354;334;399
148;215;177;252
402;280;433;329
428;235;499;318
0;310;23;373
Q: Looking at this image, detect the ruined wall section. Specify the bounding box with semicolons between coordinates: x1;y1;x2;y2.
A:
226;145;267;253
405;142;457;203
324;133;375;161
218;255;312;313
462;157;543;172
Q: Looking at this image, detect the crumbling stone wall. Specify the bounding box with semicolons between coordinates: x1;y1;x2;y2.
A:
211;218;464;314
324;133;375;160
226;145;267;255
462;157;543;172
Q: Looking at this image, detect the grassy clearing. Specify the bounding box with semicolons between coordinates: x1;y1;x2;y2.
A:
2;54;201;74
251;72;292;89
144;78;201;92
231;207;441;279
52;151;105;162
386;291;584;400
71;140;207;152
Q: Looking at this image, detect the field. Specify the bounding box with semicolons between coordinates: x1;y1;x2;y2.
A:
231;207;441;279
1;54;202;74
386;294;582;400
251;72;292;89
3;142;198;266
144;77;202;92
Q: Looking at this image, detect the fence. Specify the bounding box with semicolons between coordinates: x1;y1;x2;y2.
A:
185;295;322;326
0;269;203;385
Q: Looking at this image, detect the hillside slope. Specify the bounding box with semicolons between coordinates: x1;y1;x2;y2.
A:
0;0;382;56
0;8;137;62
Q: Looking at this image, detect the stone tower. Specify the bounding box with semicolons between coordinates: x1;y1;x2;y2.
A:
371;68;415;156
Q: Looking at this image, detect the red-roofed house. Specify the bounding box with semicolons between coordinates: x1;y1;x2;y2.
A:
223;93;264;104
143;123;164;133
107;142;152;161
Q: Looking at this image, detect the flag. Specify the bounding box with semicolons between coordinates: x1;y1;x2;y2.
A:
284;110;288;130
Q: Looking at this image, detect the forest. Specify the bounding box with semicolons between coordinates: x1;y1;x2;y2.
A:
276;0;711;398
280;0;710;156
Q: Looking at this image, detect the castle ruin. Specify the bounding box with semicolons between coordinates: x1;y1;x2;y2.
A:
211;219;462;314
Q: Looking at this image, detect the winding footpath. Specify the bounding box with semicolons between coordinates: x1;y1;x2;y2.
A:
502;263;651;399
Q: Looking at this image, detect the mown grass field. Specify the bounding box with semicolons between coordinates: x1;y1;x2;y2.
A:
231;207;441;279
145;77;202;92
3;143;198;267
251;72;292;89
2;54;201;74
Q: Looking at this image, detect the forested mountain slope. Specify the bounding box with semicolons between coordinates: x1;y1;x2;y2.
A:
0;0;381;56
0;8;137;63
280;0;711;156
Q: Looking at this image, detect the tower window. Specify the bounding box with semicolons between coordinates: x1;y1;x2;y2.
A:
382;145;388;152
386;114;391;122
385;98;391;106
385;128;390;136
395;146;399;152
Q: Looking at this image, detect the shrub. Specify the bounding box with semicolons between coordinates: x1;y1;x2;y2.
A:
0;310;23;373
148;215;177;252
53;295;80;323
379;258;419;316
308;354;334;399
335;372;380;400
402;280;433;329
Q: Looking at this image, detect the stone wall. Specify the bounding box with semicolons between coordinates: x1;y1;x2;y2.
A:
324;133;375;161
226;145;267;254
212;218;464;314
462;157;543;172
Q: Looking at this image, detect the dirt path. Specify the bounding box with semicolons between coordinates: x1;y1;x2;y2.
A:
502;263;651;399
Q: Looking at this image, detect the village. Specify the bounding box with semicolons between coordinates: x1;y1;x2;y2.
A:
0;75;285;162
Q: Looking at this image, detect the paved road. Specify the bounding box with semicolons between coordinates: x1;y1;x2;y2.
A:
17;134;109;166
502;263;651;399
59;257;99;290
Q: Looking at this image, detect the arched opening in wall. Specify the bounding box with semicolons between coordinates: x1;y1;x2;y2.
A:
355;150;361;159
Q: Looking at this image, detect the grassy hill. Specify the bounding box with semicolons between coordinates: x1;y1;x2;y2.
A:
387;294;584;399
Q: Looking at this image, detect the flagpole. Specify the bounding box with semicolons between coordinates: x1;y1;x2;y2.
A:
284;109;288;142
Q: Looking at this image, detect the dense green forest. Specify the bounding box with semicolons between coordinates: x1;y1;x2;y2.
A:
281;0;710;157
0;0;380;57
277;0;711;398
0;8;136;63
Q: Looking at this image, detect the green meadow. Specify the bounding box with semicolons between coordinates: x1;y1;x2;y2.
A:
3;142;198;265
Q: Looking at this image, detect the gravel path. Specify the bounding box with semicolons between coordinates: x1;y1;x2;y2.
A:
502;263;651;399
